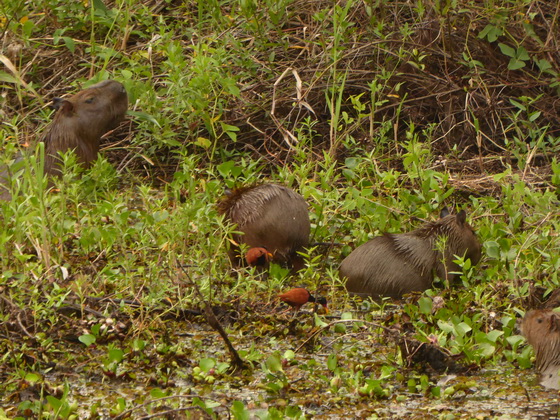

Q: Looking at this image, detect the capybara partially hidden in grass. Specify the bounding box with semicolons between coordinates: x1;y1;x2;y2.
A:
217;184;310;271
521;309;560;389
0;79;128;200
340;209;482;298
43;79;128;176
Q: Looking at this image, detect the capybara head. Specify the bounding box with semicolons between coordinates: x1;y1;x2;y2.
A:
43;79;128;176
521;309;560;371
427;208;482;273
217;183;310;270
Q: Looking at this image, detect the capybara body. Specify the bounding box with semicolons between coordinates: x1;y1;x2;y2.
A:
43;79;128;176
521;309;560;389
217;184;310;270
0;79;128;200
340;209;481;298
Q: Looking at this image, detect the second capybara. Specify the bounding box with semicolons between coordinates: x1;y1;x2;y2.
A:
340;209;482;298
0;79;128;200
217;183;310;270
521;309;560;389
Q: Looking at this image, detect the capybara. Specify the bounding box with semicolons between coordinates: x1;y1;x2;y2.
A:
43;79;128;176
340;209;482;298
0;79;128;200
217;184;310;270
521;309;560;389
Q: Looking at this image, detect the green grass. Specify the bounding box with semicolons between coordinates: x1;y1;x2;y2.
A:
1;0;560;418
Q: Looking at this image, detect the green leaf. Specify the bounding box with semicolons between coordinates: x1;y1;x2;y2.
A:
199;358;216;373
529;111;541;122
478;24;502;42
265;354;283;373
150;388;166;398
485;241;500;259
506;334;525;347
345;157;359;169
0;71;18;84
22;19;35;38
327;354;338;371
485;330;504;343
79;334;96;346
517;46;529;61
195;137;212;148
535;58;552;72
128;110;161;128
217;160;236;177
334;323;347;333
220;77;240;96
418;296;433;315
220;122;240;142
108;348;124;363
498;43;515;58
437;320;454;334
456;322;472;336
25;372;41;383
231;401;250;420
283;350;295;361
62;37;75;53
92;0;109;13
313;312;328;327
509;99;526;111
508;59;526;70
477;342;496;358
46;396;62;411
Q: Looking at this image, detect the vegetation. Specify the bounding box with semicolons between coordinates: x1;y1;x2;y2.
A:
1;0;559;418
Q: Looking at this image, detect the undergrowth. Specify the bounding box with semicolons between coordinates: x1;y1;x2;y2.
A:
1;0;560;418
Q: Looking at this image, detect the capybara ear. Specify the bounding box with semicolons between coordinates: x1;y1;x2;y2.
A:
548;312;560;333
440;207;450;218
456;210;467;225
51;98;74;114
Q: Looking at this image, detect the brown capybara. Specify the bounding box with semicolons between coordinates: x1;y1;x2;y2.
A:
43;79;128;176
217;184;310;271
340;209;482;298
521;309;560;389
0;80;128;200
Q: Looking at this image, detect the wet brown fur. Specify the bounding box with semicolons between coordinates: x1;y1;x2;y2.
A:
217;184;310;270
340;209;482;298
521;309;560;389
